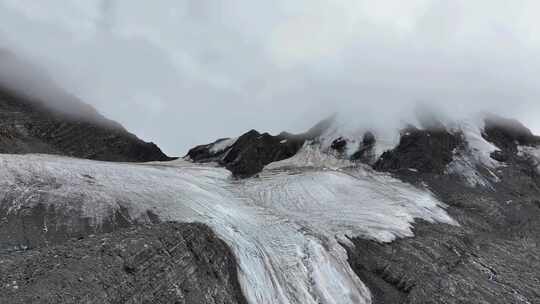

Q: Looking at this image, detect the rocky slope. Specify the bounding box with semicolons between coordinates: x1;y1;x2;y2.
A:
0;52;172;162
186;117;333;177
0;87;172;162
1;223;246;304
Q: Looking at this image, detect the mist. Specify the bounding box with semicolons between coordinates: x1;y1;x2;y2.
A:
0;0;539;155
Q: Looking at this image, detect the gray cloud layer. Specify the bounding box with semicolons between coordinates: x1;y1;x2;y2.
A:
0;0;539;154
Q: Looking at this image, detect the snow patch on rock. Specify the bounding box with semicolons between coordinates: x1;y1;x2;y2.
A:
316;119;400;161
445;117;502;188
446;154;496;189
265;143;353;171
457;118;501;168
210;138;237;153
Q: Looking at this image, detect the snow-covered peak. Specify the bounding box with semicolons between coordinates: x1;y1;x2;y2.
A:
448;115;501;168
186;112;539;190
264;142;354;171
315;118;401;161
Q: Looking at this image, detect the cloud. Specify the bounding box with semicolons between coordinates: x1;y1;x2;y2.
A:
0;0;539;154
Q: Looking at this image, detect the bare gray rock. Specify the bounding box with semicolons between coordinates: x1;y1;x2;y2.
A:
0;222;247;304
187;116;334;178
0;87;173;162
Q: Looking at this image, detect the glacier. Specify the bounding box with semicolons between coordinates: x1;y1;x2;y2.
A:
0;153;457;304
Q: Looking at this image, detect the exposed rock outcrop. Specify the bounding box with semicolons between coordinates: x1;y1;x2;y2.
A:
0;222;247;304
0;201;160;252
483;115;540;152
350;131;377;163
373;126;464;174
218;130;306;178
187;117;334;177
0;87;172;162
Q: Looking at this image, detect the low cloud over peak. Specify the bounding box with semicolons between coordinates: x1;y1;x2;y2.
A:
0;0;539;154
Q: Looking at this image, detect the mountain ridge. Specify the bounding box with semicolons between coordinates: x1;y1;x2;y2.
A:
1;77;539;303
0;51;173;162
0;85;173;162
183;113;540;303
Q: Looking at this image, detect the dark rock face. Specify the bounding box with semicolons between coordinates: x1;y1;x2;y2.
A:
489;150;509;162
483;115;540;152
330;137;347;152
362;131;376;146
219;130;306;178
188;117;335;178
186;130;306;178
0;87;172;162
348;220;540;304
0;222;247;304
347;177;540;303
374;126;463;173
0;201;161;252
351;131;377;163
187;138;234;163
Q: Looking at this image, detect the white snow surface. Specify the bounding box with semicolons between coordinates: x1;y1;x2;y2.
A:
316;119;401;162
446;154;496;189
456;118;501;168
0;153;457;304
444;117;502;188
210;137;237;153
309;115;503;189
265;143;353;170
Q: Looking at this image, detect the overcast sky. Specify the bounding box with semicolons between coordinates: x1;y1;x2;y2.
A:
0;0;539;155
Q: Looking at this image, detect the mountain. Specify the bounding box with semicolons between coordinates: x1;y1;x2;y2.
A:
187;113;540;304
186;116;333;177
1;66;539;304
0;51;172;162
